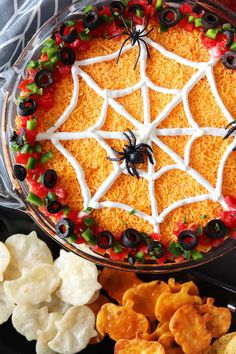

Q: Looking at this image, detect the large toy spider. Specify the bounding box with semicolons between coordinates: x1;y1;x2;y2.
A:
110;12;153;70
107;129;154;178
223;120;236;150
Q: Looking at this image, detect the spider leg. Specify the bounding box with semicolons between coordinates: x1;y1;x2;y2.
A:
127;128;136;146
139;38;150;58
223;126;236;140
139;15;150;34
109;32;126;39
126;160;134;176
120;15;132;34
225;120;236;130
111;147;124;155
123;131;132;146
130;161;140;178
107;156;125;161
116;37;131;63
135;143;153;152
133;39;141;70
139;28;153;37
145;149;154;164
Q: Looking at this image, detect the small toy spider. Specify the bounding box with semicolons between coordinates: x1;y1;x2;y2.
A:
107;129;154;178
110;14;153;70
223;120;236;150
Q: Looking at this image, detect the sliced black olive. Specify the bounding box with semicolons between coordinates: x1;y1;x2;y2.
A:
222;51;236;70
59;47;76;66
159;7;181;28
59;23;78;43
34;69;53;88
13;164;27;181
202;12;221;30
10;131;18;142
55;218;74;238
110;1;125;16
83;10;100;30
129;4;144;14
148;241;165;259
222;30;234;48
178;230;199;250
121;228;143;248
47;201;62;214
96;231;114;249
128;255;136;265
17;98;37;116
205;219;228;240
42;169;58;189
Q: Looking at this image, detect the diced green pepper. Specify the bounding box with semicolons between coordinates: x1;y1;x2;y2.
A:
155;0;163;12
136;251;145;263
194;18;202;27
222;23;232;30
67;234;77;243
113;242;123;253
21;143;31;154
26;83;43;95
26;157;38;170
37;174;43;183
168;241;183;257
27;60;39;69
79;31;90;41
27;191;43;206
128;209;136;215
43;39;55;48
62;205;71;217
160;23;169;32
81;228;96;244
50;55;59;64
46;47;59;58
34;142;42;153
84;217;96;227
83;5;94;13
83;206;93;213
27;118;37;131
42;61;54;71
191;250;204;260
40;151;53;163
188;15;195;23
65;20;76;27
231;42;236;50
46;191;56;203
206;28;219;39
136;9;143;17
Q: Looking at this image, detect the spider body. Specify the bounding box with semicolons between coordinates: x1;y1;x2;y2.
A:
223;120;236;150
109;12;153;69
108;129;154;178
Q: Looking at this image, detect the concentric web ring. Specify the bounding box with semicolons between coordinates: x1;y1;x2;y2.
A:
36;24;236;233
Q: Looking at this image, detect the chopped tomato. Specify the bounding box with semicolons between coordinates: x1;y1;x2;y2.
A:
179;3;193;15
173;222;188;237
108;249;128;261
91;24;108;38
230;230;236;239
32;183;48;198
220;210;236;228
18;79;33;93
179;18;195;32
175;256;186;263
133;15;143;26
224;195;236;209
145;4;156;17
34;94;54;110
40;53;49;62
150;232;161;241
128;0;148;7
91;244;107;256
75;21;84;32
201;33;217;49
97;5;111;16
54;186;68;202
25;129;38;145
28;68;39;80
15;152;39;165
156;254;168;264
54;33;62;46
58;64;72;77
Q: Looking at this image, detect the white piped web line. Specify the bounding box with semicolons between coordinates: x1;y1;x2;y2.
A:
36;25;236;232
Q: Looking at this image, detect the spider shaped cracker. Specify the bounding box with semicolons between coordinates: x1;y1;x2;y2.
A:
107;129;154;178
110;9;153;70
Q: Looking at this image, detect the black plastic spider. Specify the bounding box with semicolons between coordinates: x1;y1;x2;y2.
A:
110;14;153;70
224;120;236;150
107;129;154;178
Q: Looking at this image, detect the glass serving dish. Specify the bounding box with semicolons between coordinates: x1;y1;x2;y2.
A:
0;0;236;273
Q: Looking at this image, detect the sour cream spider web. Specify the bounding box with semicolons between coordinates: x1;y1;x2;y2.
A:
36;24;236;233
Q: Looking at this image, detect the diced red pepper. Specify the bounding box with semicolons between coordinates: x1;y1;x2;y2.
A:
224;195;236;209
18;79;33;94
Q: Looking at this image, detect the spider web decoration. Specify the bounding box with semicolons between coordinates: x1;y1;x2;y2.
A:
37;24;236;233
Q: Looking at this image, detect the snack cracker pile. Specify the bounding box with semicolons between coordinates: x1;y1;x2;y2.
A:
0;231;101;354
97;268;234;354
